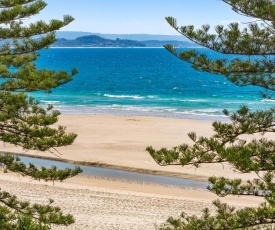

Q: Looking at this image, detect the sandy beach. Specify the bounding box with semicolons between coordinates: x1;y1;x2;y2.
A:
1;114;261;181
0;115;266;229
1;172;262;230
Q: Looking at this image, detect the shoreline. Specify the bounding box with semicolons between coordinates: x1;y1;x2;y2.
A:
50;108;228;123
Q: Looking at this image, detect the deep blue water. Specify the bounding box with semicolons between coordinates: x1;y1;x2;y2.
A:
28;48;274;121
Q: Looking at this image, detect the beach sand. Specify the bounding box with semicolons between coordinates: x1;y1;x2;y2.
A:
0;115;267;229
1;172;262;230
0;114;261;181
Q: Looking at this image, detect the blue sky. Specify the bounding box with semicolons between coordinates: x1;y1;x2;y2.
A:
31;0;250;35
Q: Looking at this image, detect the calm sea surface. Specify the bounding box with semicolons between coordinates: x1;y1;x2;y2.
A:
29;48;274;121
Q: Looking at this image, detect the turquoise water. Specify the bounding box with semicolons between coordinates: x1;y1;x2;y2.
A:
29;48;274;121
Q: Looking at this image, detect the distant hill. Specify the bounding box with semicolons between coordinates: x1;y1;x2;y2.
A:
55;31;95;40
142;40;199;47
52;35;146;47
55;31;188;41
52;35;199;48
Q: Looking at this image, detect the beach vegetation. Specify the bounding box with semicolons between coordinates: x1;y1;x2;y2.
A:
147;0;275;229
0;0;81;229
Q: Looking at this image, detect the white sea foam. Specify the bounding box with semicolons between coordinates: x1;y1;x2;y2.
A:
46;103;228;122
183;99;208;102
95;104;222;114
170;98;209;103
40;100;62;104
103;94;144;99
262;99;275;103
147;95;159;99
164;108;177;112
144;96;209;102
175;110;226;117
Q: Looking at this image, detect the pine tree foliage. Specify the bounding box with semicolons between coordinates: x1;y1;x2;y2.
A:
0;0;81;229
147;0;275;229
164;1;275;94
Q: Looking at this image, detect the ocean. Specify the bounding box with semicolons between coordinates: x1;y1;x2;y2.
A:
30;48;274;121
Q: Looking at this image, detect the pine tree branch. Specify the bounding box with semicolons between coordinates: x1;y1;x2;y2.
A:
0;17;73;40
0;0;46;24
0;189;75;226
222;0;275;22
0;34;56;57
148;106;275;173
161;200;275;229
0;0;36;8
156;1;275;229
165;45;275;92
0;154;82;182
165;17;275;56
0;1;78;228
